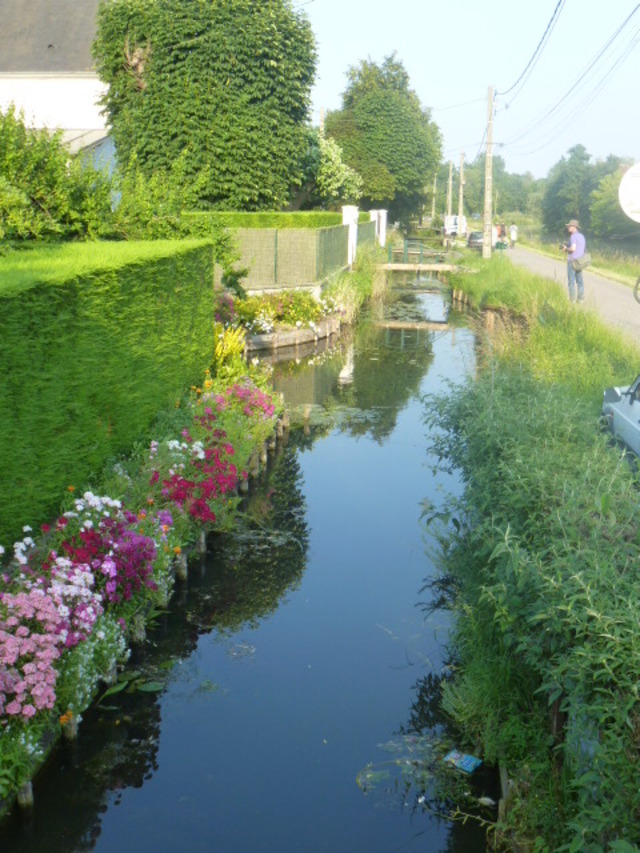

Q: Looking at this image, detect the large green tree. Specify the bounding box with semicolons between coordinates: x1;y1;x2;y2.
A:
541;146;631;238
324;54;441;224
590;164;638;244
93;0;316;210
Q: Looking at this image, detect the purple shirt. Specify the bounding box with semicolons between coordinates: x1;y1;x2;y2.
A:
569;231;585;259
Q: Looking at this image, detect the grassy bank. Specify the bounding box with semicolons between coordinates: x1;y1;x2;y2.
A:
425;259;640;851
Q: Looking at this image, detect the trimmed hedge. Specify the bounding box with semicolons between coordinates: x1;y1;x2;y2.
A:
182;210;370;230
0;240;215;548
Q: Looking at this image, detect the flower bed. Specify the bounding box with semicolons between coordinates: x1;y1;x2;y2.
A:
0;371;282;814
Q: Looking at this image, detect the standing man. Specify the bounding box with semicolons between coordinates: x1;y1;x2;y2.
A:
561;219;586;302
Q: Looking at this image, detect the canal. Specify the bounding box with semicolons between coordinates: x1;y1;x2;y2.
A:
0;279;489;852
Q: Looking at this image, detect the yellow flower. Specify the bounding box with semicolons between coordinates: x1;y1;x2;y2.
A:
173;546;182;555
59;710;73;725
67;485;75;493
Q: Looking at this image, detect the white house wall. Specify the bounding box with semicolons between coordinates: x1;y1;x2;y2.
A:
0;73;107;132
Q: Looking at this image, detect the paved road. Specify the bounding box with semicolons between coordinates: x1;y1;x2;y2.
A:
505;244;640;347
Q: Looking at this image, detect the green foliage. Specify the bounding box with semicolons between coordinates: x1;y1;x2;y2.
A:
111;150;209;239
442;153;542;222
0;106;112;241
451;252;564;314
295;127;363;210
324;244;387;323
541;146;630;239
590;168;638;243
0;241;215;547
428;367;640;847
325;53;441;224
234;289;337;334
93;0;316;211
182;210;344;230
426;257;640;847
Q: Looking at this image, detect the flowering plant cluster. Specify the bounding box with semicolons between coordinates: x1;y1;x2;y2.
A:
146;404;241;528
0;367;281;801
0;588;61;721
212;382;276;421
233;290;340;336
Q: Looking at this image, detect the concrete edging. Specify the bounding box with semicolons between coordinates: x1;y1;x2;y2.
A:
245;314;341;353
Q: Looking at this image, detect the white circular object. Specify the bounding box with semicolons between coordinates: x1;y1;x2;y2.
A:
618;163;640;223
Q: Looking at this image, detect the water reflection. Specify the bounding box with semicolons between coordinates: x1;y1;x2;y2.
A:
273;315;437;443
0;443;310;853
0;283;483;853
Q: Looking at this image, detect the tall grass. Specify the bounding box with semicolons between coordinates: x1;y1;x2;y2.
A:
324;244;387;323
425;258;640;849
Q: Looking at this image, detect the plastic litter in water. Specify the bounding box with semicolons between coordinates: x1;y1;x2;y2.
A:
443;750;483;774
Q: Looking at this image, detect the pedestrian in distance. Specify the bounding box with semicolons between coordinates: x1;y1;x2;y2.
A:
561;219;586;302
509;223;518;248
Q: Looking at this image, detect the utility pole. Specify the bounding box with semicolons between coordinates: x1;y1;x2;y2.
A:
431;172;437;221
457;151;465;235
483;86;494;260
446;160;453;219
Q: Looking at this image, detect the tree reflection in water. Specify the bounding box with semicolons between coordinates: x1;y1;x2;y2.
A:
0;441;309;853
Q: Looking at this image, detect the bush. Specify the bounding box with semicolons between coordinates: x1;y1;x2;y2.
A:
0;106;112;242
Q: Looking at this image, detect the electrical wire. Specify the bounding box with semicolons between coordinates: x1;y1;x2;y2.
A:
507;23;640;157
500;5;640;152
496;0;565;97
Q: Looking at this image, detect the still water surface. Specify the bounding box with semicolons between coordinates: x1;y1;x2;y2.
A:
0;282;488;852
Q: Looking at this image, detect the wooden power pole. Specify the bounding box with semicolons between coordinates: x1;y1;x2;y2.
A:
446;161;453;218
457;152;465;234
431;173;437;221
483;86;494;260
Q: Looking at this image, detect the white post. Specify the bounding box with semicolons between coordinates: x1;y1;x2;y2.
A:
342;205;359;267
378;210;387;247
368;209;387;247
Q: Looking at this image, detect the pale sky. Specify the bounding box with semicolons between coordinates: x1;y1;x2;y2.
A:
297;0;640;179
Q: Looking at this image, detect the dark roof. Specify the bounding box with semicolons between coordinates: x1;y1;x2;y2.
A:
0;0;100;73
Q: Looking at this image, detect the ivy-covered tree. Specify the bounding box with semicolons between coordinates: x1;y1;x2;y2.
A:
93;0;317;211
0;106;112;241
324;54;441;224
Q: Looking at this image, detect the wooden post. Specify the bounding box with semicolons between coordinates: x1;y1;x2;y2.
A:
457;151;465;236
483;86;494;260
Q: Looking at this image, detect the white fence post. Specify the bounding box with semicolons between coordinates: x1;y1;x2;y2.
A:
342;205;359;267
369;209;387;247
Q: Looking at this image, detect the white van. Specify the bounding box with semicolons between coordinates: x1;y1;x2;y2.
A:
443;215;467;237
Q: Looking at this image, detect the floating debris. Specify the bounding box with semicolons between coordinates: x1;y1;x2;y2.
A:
227;642;256;659
443;750;482;774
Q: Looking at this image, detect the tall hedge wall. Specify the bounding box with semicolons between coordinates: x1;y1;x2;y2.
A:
182;211;345;230
0;241;215;548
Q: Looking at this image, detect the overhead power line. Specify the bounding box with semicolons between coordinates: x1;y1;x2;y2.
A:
496;0;565;98
508;22;640;157
500;4;640;154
